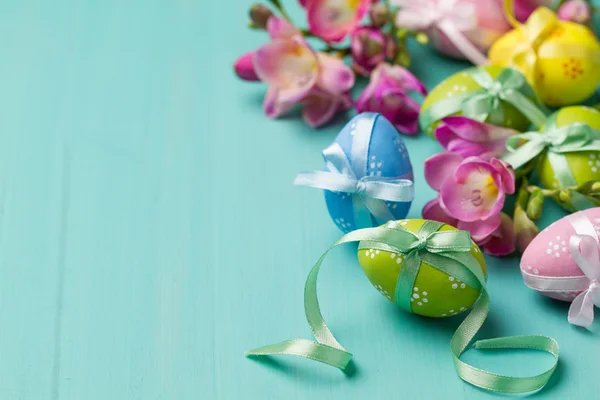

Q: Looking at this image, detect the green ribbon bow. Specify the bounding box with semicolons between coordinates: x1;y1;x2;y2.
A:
503;118;600;210
246;221;559;393
419;68;547;132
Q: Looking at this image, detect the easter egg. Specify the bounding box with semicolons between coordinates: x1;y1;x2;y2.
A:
322;113;413;233
489;8;600;107
420;65;535;136
537;106;600;211
357;219;487;318
425;0;510;61
521;208;600;302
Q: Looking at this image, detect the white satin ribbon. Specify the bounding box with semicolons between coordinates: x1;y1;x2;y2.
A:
521;213;600;328
294;113;414;229
392;0;489;65
567;235;600;327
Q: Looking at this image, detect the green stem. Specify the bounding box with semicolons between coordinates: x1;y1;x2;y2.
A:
267;0;292;22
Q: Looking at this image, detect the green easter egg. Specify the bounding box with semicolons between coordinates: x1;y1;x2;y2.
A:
420;65;533;136
538;106;600;211
357;219;487;318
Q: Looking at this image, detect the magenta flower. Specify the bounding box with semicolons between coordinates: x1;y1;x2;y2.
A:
514;0;554;22
478;212;515;256
234;52;260;81
302;0;373;43
351;27;396;76
422;196;458;227
356;63;427;135
424;152;515;242
435;116;517;159
252;17;355;127
557;0;591;25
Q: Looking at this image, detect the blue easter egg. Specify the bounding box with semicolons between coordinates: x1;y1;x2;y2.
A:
324;113;413;233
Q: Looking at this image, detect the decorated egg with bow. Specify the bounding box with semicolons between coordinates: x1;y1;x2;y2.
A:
489;2;600;107
394;0;510;65
420;65;546;136
521;208;600;328
295;113;414;233
358;219;487;317
503;106;600;212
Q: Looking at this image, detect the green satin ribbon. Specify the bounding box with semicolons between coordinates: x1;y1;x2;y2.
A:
246;222;559;393
419;68;547;132
502;117;600;210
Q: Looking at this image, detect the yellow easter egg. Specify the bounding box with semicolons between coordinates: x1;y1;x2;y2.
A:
538;106;600;211
357;219;487;318
489;8;600;107
420;65;534;136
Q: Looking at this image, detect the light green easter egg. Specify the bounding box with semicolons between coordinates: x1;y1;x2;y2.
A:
538;106;600;211
420;65;533;137
357;219;487;318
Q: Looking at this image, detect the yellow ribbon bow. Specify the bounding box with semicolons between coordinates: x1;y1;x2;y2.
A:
501;0;557;94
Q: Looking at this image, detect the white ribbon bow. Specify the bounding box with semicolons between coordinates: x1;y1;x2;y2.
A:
392;0;488;65
568;234;600;328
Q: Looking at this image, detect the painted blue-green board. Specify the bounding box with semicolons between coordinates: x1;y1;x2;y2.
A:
0;1;597;399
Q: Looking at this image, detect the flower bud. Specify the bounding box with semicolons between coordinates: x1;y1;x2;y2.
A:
369;4;390;28
250;4;274;30
526;189;544;220
234;52;260;81
514;207;540;254
559;190;572;203
557;0;591;26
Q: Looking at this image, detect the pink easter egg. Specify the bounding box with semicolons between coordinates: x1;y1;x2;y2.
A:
521;208;600;302
428;0;510;60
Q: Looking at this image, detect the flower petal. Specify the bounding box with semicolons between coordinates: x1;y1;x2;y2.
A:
375;63;428;95
440;159;504;221
490;158;516;194
253;38;318;103
306;0;371;43
481;213;516;256
263;87;294;118
301;89;340;128
267;16;300;39
424;152;464;191
422;197;458;226
458;214;502;242
316;53;355;94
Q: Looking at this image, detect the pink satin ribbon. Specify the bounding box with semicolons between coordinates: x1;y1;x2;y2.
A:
393;0;489;65
521;213;600;328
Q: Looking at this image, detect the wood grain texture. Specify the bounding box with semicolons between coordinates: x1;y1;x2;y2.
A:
0;1;598;399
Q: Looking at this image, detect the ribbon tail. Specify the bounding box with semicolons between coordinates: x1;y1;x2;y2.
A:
245;339;352;369
452;291;559;392
503;91;547;129
501;140;546;170
568;291;595;328
245;227;386;370
437;20;489;66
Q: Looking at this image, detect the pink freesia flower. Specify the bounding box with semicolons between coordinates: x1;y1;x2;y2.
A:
422;196;459;227
557;0;591;25
351;27;396;76
253;17;355;126
478;212;516;256
424;152;516;244
435;116;517;159
301;88;353;128
303;0;373;43
355;63;427;135
234;52;260;81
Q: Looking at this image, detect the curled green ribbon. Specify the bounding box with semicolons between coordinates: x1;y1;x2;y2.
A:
502;118;600;210
246;222;559;393
419;68;547;132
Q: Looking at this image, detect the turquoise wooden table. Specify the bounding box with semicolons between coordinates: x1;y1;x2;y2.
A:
1;1;598;399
